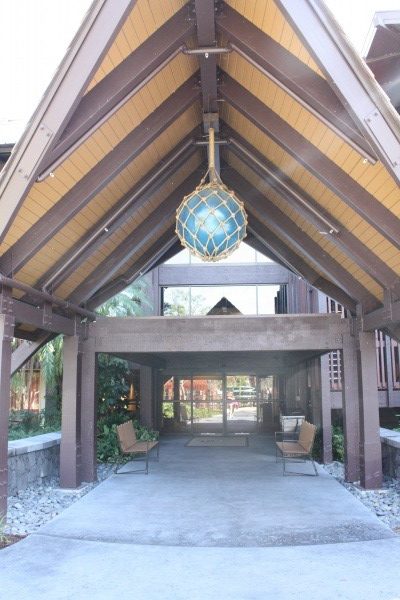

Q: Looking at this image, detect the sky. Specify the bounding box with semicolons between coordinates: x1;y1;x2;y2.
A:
0;0;398;142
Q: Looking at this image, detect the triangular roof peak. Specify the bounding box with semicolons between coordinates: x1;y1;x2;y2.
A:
1;0;400;339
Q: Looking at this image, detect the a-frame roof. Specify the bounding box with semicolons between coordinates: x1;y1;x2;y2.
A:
1;0;400;340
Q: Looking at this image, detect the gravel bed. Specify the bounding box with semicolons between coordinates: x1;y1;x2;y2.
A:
5;464;115;536
324;462;400;532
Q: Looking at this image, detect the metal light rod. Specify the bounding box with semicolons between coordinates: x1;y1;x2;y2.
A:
183;46;231;55
230;138;340;235
0;275;97;320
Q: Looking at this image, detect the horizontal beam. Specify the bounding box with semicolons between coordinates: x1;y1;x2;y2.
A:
39;134;199;292
224;168;379;311
92;313;348;353
0;0;136;243
247;219;357;313
217;3;374;161
220;73;400;250
13;299;76;336
158;263;289;286
0;76;201;277
224;129;400;296
70;170;203;304
277;0;400;184
38;6;195;176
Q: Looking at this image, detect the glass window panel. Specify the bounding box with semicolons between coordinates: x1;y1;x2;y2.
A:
165;249;190;264
256;251;272;263
163;287;190;315
257;285;280;314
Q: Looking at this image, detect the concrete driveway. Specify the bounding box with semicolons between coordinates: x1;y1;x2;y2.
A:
1;436;399;599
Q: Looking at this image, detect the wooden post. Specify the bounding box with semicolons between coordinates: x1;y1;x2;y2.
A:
358;330;383;489
341;328;361;482
140;365;153;428
60;334;82;488
320;354;333;463
0;289;14;516
80;333;97;483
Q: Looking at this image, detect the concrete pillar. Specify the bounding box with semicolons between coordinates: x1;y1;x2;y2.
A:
0;308;14;516
60;335;82;488
357;330;383;489
80;334;97;483
320;354;333;463
140;365;153;428
341;329;360;482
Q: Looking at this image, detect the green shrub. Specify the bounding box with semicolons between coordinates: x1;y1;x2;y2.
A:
332;425;344;462
8;408;61;440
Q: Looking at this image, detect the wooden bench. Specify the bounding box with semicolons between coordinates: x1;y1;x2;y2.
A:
275;420;318;476
116;421;159;474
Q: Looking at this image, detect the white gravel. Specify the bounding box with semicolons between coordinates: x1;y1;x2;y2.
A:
323;461;400;532
5;464;115;536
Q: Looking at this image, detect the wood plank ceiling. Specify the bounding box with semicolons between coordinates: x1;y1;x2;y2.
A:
1;0;400;339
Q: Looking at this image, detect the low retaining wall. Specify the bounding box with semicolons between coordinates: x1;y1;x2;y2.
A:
381;428;400;480
8;432;61;496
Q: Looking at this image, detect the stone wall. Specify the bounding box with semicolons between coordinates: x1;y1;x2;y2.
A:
8;432;61;496
381;428;400;480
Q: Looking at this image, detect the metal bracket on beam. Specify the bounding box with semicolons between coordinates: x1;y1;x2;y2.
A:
0;285;14;317
43;302;53;330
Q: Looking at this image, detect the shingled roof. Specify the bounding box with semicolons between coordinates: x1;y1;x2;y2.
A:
1;0;400;340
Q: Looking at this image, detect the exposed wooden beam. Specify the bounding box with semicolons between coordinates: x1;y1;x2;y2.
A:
70;170;203;304
37;135;199;293
195;0;218;114
223;130;399;297
12;299;76;336
220;73;400;250
0;0;137;244
0;77;201;277
217;3;375;161
11;334;53;375
277;0;400;185
38;6;196;176
194;0;221;173
245;233;296;272
224;168;380;311
247;219;357;313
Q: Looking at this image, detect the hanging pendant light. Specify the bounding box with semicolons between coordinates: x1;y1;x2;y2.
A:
176;128;247;262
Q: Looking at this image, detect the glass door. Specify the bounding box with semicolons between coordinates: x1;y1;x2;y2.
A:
226;375;259;433
192;377;224;434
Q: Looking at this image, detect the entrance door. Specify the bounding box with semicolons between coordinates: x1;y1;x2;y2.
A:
226;375;259;433
192;377;224;433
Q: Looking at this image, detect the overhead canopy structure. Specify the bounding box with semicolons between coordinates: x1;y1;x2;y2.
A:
1;0;400;340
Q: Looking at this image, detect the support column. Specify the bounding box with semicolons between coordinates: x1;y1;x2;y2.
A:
0;299;14;516
80;333;97;483
341;329;361;482
60;334;82;488
320;354;333;463
140;365;153;428
358;330;383;489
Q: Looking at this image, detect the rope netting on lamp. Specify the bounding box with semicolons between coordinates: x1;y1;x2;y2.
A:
176;128;247;262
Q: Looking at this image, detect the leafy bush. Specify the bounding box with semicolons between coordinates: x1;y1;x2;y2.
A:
332;425;344;462
8;408;61;440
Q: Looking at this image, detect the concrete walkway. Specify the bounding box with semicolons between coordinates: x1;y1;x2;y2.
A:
1;436;400;599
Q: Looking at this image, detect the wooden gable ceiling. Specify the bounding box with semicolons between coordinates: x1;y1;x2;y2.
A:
1;0;400;340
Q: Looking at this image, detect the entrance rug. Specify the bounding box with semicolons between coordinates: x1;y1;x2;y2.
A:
186;435;248;447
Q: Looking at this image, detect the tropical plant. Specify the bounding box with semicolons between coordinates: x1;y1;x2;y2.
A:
97;276;152;317
332;425;344;462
